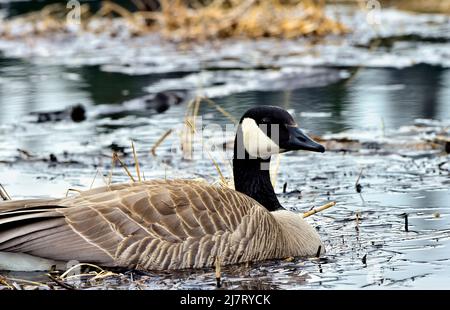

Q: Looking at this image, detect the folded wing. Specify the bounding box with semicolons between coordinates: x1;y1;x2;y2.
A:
0;180;276;270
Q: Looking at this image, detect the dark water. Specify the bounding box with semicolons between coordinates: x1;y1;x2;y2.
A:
215;65;450;134
1;57;449;133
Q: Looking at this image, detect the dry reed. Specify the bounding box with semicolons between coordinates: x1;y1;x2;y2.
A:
131;141;142;182
1;0;347;41
303;201;336;218
150;128;173;156
112;152;136;182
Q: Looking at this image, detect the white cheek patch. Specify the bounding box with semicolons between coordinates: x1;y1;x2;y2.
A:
241;118;280;158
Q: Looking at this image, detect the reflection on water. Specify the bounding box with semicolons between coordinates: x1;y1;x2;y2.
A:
215;65;450;134
0;58;190;123
1;57;449;134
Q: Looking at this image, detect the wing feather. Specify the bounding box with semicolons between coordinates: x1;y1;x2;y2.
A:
0;180;281;270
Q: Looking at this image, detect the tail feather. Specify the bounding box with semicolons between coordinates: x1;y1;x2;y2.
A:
0;211;62;226
0;217;65;245
0;199;114;268
0;199;61;213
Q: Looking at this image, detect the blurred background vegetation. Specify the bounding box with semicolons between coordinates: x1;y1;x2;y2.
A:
1;0;449;41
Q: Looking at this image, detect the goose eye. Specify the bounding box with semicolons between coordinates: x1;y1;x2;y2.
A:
260;117;270;124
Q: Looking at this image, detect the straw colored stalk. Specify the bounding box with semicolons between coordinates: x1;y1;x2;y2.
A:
1;276;48;289
112;152;136;182
60;263;105;279
151;128;174;156
303;201;336;218
215;255;222;288
131;141;142;182
181;97;199;160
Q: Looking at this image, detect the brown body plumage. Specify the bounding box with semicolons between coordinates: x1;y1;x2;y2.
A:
0;180;323;271
0;106;327;271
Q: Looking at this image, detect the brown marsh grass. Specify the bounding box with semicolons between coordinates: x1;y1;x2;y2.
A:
1;0;347;40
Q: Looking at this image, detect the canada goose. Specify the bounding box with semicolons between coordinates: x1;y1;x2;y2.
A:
0;106;325;271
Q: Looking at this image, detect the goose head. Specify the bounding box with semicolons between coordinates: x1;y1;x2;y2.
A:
233;106;325;211
235;105;324;159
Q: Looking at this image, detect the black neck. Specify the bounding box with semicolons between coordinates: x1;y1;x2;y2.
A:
232;136;283;212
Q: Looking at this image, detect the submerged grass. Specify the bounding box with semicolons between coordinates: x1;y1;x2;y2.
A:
131;140;142;182
112;152;136;182
0;262;123;290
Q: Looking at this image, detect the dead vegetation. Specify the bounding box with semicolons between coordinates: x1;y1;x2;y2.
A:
0;263;130;290
303;201;336;218
0;0;348;41
380;0;450;14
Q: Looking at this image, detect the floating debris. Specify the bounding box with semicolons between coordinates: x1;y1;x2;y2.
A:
145;92;184;114
47;273;77;290
0;1;346;41
30;104;86;123
403;213;409;232
49;154;58;163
